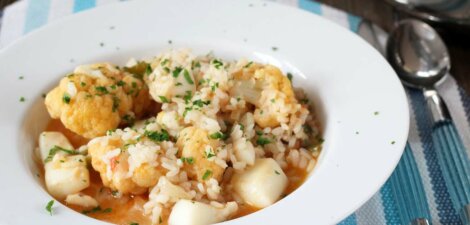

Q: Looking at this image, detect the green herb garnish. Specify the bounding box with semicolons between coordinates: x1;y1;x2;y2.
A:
112;96;120;112
145;130;170;142
160;59;169;66
202;170;213;180
117;80;126;86
287;72;293;81
172;66;183;78
62;93;71;104
95;86;109;94
256;137;271;146
181;157;194;164
183;91;192;104
44;145;76;163
45;200;54;216
212;59;223;69
159;96;170;103
193;99;210;108
183;69;194;84
209;132;225;140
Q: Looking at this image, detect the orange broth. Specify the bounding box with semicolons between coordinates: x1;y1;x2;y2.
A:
44;119;312;225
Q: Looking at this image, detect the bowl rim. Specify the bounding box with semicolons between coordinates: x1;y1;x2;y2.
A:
0;0;409;224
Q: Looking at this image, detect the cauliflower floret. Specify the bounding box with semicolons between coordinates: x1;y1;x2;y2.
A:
88;127;167;194
145;49;196;103
45;63;150;138
230;64;298;128
176;127;225;182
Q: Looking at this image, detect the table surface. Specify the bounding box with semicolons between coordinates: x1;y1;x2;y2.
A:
317;0;470;94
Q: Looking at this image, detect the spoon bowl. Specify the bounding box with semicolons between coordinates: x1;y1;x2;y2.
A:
386;19;450;89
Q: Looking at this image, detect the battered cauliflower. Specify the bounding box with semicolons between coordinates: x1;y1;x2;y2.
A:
176;127;225;182
230;64;299;128
45;63;151;138
87;125;169;194
145;49;197;103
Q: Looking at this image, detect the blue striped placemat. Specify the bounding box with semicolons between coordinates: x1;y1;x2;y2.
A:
1;0;469;224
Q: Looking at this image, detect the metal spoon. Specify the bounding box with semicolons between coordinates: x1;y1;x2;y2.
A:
387;19;470;225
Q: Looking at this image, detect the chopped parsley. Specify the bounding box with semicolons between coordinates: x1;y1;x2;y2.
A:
209;132;225;140
192;61;201;69
62;93;71;104
45;200;54;216
145;130;170;142
316;136;325;144
160;59;169;66
300;98;309;104
303;125;313;134
255;130;263;135
181;157;194;164
212;59;223;69
211;82;219;92
287;72;293;81
271;98;275;103
168;40;172;44
183;106;192;117
116;80;126;86
103;208;112;213
112;96;120;112
239;123;245;131
205;149;216;159
274;170;280;175
272;46;278;51
80;82;86;87
202;170;213;180
183;91;192;104
44;145;76;163
374;111;379;115
19;96;26;102
130;223;139;225
244;61;253;68
193;99;210;107
175;82;183;86
110;85;117;90
145;64;152;75
391;141;396;145
19;76;24;80
82;206;112;214
159;96;170;103
172;66;183;78
99;42;105;47
256;137;271;146
95;86;109;95
163;67;171;73
183;69;194;84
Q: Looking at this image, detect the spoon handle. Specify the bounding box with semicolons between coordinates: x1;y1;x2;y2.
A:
432;120;470;224
390;143;432;224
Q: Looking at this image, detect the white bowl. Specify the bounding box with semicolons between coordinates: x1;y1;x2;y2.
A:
0;0;409;224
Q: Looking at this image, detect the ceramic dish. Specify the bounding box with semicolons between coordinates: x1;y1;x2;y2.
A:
0;0;409;224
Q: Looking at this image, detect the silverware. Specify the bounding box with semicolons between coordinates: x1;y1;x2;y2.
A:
387;19;470;225
385;0;470;26
358;20;432;225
